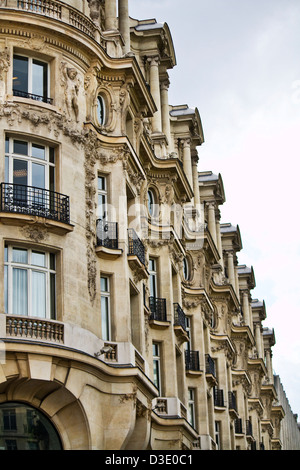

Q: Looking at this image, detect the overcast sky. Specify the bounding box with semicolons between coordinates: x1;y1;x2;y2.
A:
129;0;300;417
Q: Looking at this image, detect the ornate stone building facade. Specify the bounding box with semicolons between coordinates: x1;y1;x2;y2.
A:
0;0;284;450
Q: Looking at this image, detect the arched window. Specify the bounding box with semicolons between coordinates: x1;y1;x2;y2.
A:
0;402;62;450
183;257;190;281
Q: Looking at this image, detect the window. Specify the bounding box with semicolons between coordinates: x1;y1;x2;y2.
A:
215;421;221;449
4;245;56;319
152;342;162;394
97;175;107;220
187;388;196;428
5;136;55;191
147;189;156;217
100;276;111;341
96;95;106;126
0;402;62;450
13;54;51;104
149;258;157;298
183;257;190;281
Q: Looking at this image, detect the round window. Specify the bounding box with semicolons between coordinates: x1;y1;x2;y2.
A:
0;402;62;450
96;95;105;126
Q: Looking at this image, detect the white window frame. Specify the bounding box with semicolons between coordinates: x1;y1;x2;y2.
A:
4;245;56;319
100;275;111;341
13;53;50;102
5;136;55;191
97;175;108;220
188;388;196;428
149;258;157;298
152;342;162;395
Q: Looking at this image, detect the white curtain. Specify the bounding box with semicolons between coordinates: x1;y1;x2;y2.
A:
32;271;46;318
12;268;28;315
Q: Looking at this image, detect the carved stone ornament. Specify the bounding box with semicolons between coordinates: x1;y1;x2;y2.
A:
21;224;49;243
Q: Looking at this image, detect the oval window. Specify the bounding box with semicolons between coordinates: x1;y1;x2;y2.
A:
147;189;156;216
0;402;62;450
97;95;105;126
183;257;190;281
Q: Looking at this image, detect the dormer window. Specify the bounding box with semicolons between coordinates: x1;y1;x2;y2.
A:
13;54;52;104
96;95;106;126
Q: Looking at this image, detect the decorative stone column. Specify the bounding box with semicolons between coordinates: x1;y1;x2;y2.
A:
148;56;162;134
182;138;193;187
265;348;274;384
160;79;172;150
207;202;217;245
254;322;262;358
105;0;117;30
192;155;201;207
118;0;130;54
227;251;235;289
241;291;250;326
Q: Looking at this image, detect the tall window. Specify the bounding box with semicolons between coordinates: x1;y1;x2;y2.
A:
152;342;161;394
4;245;56;319
149;258;157;298
13;54;51;104
97;175;107;220
100;276;110;341
187;388;196;429
5;136;55;191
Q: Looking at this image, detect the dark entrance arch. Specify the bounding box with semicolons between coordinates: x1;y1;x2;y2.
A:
0;402;62;450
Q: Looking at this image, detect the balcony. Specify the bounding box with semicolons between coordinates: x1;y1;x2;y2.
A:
128;228;146;265
185;350;201;373
173;303;188;342
2;0;98;40
235;418;243;434
96;219;122;259
5;315;64;344
205;354;217;386
149;297;168;325
127;228;148;281
213;387;225;408
0;183;72;233
13;89;53;105
246;419;253;437
228;391;238;418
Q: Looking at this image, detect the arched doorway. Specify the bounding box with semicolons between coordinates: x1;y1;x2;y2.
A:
0;402;62;450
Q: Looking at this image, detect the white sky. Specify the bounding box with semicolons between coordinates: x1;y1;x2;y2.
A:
129;0;300;417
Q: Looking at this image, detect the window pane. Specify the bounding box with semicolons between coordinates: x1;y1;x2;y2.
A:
32;144;45;160
5;136;9;153
13;140;28;156
101;296;109;341
12;248;28;264
4;265;8;314
50;273;56;319
49;147;55;164
32;60;47;98
4;156;9;183
32;271;46;317
32;251;45;267
13;159;28;186
32;163;45;188
100;276;108;292
12;268;28;315
98;176;106;191
13;56;28;93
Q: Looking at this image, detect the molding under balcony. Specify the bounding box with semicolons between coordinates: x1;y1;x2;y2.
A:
95;245;123;260
0;211;74;235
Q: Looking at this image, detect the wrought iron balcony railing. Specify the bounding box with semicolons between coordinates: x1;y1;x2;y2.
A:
235;418;243;434
173;303;187;331
246;419;253;436
228;391;237;411
0;183;70;224
185;350;200;371
127;228;145;265
149;297;167;322
96;219;118;250
213;387;225;407
205;354;216;377
13;89;53;105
